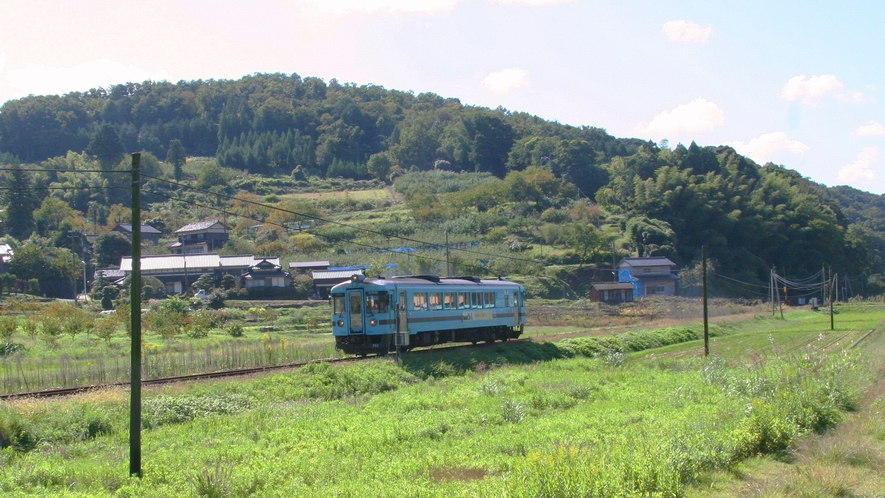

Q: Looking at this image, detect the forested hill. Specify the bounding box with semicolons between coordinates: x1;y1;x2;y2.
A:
2;72;885;293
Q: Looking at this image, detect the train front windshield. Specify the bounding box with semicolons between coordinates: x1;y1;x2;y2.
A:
332;294;345;315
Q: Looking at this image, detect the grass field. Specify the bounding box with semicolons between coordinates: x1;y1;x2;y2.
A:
2;303;883;496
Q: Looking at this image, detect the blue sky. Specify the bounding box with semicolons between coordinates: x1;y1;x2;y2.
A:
1;0;883;193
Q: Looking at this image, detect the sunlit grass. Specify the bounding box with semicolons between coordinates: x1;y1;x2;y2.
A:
2;305;879;496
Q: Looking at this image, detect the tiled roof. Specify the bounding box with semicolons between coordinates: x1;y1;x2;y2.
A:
120;254;280;272
175;220;225;233
289;260;331;269
94;268;126;279
313;269;364;281
619;257;676;267
116;224;162;234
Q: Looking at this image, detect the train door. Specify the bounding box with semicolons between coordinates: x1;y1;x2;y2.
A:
396;290;409;347
513;289;520;327
348;289;364;334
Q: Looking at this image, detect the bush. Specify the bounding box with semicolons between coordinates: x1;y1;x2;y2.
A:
226;324;244;337
207;290;226;309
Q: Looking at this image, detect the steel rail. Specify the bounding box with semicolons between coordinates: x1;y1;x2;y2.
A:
0;339;526;401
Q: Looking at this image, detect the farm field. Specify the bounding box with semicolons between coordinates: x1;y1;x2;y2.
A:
2;303;884;496
280;188;392;202
0;296;757;396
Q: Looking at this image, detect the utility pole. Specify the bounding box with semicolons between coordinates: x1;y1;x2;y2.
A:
68;231;79;301
830;272;835;331
445;229;450;277
702;245;709;356
130;153;142;478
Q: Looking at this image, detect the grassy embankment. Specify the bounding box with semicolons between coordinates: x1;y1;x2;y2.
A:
2;303;882;496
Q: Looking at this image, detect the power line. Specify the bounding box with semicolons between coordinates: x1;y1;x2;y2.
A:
0;167;128;174
143;188;454;268
141;173;549;266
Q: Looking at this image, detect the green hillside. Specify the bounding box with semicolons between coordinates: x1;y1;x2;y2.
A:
1;73;884;297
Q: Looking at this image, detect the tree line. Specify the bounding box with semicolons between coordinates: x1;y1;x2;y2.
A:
1;72;884;296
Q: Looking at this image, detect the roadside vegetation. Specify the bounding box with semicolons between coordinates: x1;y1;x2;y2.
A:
2;303;882;496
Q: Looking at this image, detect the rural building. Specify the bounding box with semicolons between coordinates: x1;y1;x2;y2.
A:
93;268;126;285
589;282;635;303
244;259;292;289
288;260;331;274
618;256;678;297
169;220;229;255
112;223;162;245
119;253;281;295
311;267;365;299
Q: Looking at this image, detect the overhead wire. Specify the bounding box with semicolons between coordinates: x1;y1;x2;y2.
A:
141;173;549;266
142;188;454;268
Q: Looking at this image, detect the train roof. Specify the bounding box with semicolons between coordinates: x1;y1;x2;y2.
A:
330;275;523;292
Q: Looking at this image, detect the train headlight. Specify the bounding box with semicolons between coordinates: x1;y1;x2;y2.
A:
369;318;377;326
337;320;344;327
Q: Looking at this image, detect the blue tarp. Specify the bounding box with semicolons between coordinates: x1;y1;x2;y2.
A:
618;268;643;297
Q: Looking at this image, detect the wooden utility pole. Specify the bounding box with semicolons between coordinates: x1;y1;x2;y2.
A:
445;229;450;277
702;246;709;356
830;273;835;331
129;154;142;478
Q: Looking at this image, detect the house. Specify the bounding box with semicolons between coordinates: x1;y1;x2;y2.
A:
169;220;229;255
244;259;292;289
113;223;162;245
93;268;127;285
589;282;635;303
311;267;365;299
618;256;678;297
120;253;280;295
288;260;330;274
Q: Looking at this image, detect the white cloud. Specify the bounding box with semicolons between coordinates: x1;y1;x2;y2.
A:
483;67;530;93
5;59;169;98
0;53;7;73
301;0;462;14
728;132;809;164
838;147;879;184
779;74;864;106
634;97;724;137
854;121;885;137
662;20;713;43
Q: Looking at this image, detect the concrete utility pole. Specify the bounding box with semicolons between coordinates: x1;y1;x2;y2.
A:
702;245;709;356
130;153;143;478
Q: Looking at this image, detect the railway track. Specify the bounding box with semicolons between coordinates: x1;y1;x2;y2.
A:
0;339;526;401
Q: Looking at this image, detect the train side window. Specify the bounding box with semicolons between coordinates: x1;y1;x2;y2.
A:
430;292;443;310
366;292;389;313
484;292;496;308
457;292;469;309
332;294;345;314
504;293;511;307
471;292;482;309
413;292;428;311
444;292;456;310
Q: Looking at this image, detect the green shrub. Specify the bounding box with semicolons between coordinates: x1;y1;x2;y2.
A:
227;324;244;338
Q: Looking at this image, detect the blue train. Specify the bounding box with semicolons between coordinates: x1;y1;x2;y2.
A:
331;274;526;355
